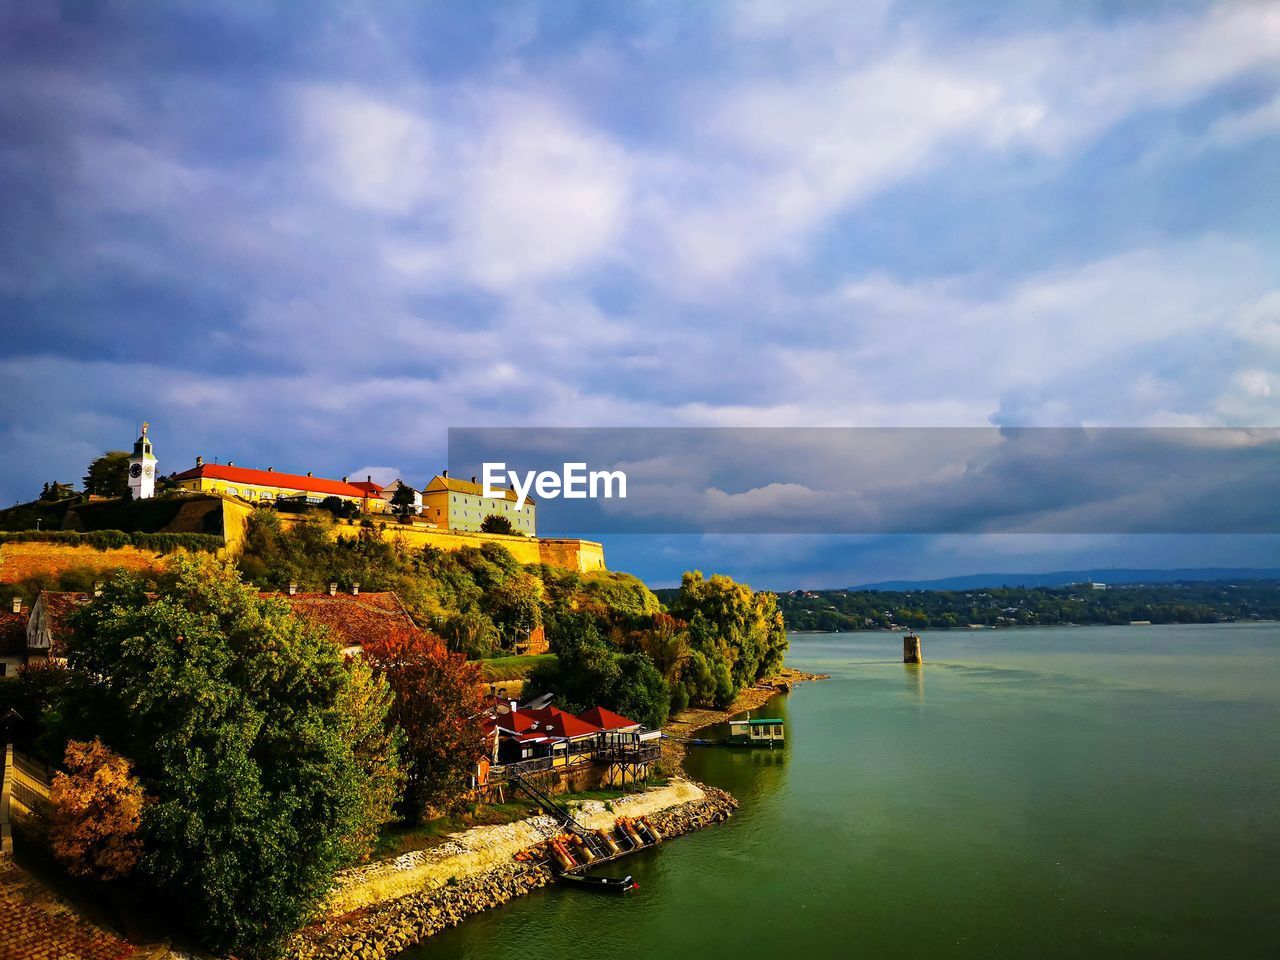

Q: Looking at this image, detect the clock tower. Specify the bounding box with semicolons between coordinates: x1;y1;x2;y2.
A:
127;421;157;500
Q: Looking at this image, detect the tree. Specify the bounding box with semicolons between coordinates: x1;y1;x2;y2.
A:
337;659;405;862
390;483;418;518
530;623;670;729
480;513;515;535
362;627;487;820
668;571;788;708
62;555;386;956
320;495;359;519
484;571;543;651
441;609;499;659
47;738;146;881
82;451;130;498
39;481;76;502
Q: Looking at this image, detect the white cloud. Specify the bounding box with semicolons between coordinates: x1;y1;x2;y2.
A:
296;85;437;214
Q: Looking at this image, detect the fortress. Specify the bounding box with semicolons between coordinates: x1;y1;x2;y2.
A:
0;425;605;590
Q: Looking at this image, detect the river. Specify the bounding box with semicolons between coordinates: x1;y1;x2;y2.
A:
398;623;1280;959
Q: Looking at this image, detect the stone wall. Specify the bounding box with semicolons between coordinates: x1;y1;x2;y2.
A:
0;543;167;585
287;784;738;960
281;514;606;573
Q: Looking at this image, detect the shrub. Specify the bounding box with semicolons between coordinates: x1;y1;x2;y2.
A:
48;738;146;881
62;556;390;956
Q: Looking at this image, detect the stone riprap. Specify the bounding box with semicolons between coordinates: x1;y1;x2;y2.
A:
288;784;738;960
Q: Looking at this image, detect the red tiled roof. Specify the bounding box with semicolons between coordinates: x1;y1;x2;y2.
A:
535;712;601;740
0;606;27;657
498;709;538;734
577;705;639;730
522;706;565;724
267;591;418;650
172;464;374;500
350;480;384;495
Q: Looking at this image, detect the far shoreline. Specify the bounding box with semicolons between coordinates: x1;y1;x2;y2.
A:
786;619;1278;634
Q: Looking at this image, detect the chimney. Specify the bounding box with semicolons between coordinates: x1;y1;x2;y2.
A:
306;471;313;477
342;476;349;483
10;597;21;614
93;581;104;597
288;581;298;596
196;455;204;467
471;475;477;484
442;469;448;479
351;582;360;595
267;466;273;472
228;461;235;467
328;582;337;596
367;475;372;483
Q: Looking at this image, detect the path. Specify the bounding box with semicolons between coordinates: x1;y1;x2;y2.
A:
0;863;139;960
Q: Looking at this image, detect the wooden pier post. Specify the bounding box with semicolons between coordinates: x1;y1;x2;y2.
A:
903;633;923;664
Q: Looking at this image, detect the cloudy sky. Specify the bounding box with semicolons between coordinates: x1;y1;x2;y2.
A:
2;1;1278;586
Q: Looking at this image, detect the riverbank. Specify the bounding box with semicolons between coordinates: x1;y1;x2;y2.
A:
661;665;828;766
287;785;738;960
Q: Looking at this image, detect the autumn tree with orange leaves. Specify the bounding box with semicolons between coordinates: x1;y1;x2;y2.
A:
362;627;487;820
48;738;146;881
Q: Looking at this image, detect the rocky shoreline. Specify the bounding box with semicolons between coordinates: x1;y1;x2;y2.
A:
286;786;739;960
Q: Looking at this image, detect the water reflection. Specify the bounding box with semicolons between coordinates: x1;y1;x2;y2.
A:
904;663;925;702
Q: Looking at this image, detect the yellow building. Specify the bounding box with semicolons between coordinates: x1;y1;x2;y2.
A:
422;472;536;534
172;458;387;512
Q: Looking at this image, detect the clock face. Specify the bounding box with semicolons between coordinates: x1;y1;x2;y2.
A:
129;462;143;479
143;464;154;478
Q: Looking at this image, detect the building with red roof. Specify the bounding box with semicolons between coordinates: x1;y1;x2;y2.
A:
577;706;641;732
171;458;388;512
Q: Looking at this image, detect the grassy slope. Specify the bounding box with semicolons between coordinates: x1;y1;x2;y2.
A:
474;653;556;681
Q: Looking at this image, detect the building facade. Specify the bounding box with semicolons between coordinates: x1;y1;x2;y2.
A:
172;460;387;512
421;473;535;534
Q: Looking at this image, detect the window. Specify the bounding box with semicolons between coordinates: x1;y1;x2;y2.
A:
227;487;239;496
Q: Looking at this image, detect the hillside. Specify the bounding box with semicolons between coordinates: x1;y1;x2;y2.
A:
775;580;1280;631
850;568;1280;591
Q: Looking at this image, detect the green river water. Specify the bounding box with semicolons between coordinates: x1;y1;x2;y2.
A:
401;624;1280;959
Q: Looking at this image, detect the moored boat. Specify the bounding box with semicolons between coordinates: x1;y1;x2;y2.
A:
557;872;639;894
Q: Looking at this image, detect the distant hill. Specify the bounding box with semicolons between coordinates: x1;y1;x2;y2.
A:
850;568;1280;592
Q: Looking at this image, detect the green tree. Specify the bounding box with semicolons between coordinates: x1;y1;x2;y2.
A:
390;483;418;518
62;555;387;956
480;514;515;534
531;621;669;728
39;481;76;502
337;658;405;862
82;451;130;498
668;571;788;708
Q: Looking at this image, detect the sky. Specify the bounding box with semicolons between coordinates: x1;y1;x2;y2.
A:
2;0;1278;587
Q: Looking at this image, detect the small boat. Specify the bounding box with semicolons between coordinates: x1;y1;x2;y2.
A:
557;872;639;894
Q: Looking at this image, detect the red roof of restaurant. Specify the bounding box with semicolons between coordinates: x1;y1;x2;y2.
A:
350;480;384;495
172;463;373;500
494;709;538;734
534;712;601;740
577;706;639;730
